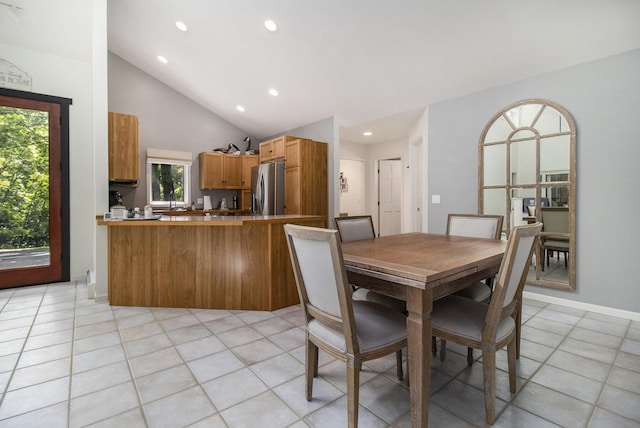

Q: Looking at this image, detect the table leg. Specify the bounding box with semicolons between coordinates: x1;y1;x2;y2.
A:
406;286;433;428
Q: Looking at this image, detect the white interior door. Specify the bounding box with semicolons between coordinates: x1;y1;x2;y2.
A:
378;159;402;236
339;158;364;216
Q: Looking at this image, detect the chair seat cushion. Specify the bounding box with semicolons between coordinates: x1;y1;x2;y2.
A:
352;288;406;312
308;301;407;353
453;281;491;302
431;295;515;345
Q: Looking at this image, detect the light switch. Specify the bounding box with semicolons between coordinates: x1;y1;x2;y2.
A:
432;195;441;204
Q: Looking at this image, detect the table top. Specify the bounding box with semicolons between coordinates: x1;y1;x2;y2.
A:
341;232;507;290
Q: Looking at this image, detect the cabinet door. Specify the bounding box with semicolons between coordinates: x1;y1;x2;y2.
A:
108;112;139;181
241;189;253;210
199;152;224;189
284;140;301;167
285;167;301;215
259;141;272;162
223;155;242;189
272;138;285;159
241;155;259;189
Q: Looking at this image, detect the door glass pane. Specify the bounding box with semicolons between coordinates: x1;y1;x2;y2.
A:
510;133;536;185
540;135;570;175
0;106;50;269
483;144;506;186
482;188;506;221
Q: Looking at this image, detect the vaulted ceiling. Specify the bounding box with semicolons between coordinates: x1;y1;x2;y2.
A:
2;1;639;143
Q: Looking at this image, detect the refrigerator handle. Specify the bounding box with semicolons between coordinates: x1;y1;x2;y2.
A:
257;172;265;214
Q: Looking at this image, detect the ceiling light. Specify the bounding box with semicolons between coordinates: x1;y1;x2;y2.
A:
236;105;245;112
175;21;187;32
268;89;279;97
264;19;277;32
157;55;168;64
363;131;372;136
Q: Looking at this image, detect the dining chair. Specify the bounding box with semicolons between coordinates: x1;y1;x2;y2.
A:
284;224;407;428
431;222;542;424
334;215;406;312
438;214;503;365
540;207;570;270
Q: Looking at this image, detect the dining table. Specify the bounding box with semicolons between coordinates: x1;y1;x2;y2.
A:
340;232;507;428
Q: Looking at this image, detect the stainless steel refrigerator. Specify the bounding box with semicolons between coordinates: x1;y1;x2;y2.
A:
251;161;285;215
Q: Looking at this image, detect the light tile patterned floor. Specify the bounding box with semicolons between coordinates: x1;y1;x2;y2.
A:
0;281;639;427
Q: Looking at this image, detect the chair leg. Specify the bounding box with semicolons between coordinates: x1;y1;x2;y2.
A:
346;356;360;428
467;347;474;366
306;339;317;401
431;336;437;356
440;339;447;362
481;348;497;424
515;301;522;359
396;350;403;381
507;338;517;393
313;346;319;377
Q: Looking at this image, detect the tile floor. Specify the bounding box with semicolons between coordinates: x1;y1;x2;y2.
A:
0;281;639;427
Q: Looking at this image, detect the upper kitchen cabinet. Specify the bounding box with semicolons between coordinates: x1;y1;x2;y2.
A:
199;152;242;189
284;139;328;218
241;155;259;189
108;112;139;183
259;135;297;162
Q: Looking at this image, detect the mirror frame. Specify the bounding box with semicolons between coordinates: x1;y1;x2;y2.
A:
478;99;576;290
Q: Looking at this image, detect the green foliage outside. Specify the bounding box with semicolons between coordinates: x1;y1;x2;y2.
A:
150;163;184;202
0;106;50;250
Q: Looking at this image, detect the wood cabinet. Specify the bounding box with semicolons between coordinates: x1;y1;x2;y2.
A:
108;112;139;182
100;216;326;310
259;135;297;162
240;155;259;211
284;138;328;218
199;152;242;189
241;155;259;189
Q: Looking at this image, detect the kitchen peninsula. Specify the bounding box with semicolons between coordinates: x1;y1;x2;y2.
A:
97;214;325;310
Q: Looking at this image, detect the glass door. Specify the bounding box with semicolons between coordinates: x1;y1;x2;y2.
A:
0;91;70;288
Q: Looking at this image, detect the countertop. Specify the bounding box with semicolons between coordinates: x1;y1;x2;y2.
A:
97;214;326;226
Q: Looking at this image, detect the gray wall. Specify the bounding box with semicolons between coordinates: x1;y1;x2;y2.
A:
108;52;251;210
427;49;640;312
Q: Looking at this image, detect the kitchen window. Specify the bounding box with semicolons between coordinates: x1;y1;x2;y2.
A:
146;148;192;208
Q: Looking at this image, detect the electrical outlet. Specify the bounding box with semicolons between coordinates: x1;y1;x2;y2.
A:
432;195;441;204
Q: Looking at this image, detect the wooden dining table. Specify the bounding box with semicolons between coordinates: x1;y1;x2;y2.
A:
340;232;507;428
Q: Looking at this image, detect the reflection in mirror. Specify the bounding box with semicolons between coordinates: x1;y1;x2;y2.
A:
479;99;576;290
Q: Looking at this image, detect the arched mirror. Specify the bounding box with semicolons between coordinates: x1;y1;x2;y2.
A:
479;99;576;290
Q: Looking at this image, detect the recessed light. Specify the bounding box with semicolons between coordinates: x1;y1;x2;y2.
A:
264;19;277;32
175;21;187;32
268;88;279;97
363;131;372;136
157;55;168;64
236;105;245;112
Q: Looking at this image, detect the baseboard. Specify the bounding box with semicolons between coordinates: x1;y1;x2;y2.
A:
523;291;640;322
85;270;96;299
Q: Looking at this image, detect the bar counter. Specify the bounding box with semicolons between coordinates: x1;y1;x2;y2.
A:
97;214;326;310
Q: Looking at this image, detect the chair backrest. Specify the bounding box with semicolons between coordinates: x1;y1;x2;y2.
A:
446;214;503;240
334;215;376;242
284;224;358;353
541;207;569;233
484;222;542;339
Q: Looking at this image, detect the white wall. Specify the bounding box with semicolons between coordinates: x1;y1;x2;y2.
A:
428;49;640;312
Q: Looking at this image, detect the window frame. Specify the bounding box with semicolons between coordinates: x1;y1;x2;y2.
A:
146;149;192;209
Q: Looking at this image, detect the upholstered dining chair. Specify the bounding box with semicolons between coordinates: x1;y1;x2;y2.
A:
438;214;504;365
334;215;406;313
540;207;570;270
431;222;542;424
284;224;407;428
